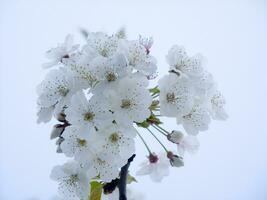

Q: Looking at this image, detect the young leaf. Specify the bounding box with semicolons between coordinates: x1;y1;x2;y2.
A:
89;181;103;200
127;174;138;184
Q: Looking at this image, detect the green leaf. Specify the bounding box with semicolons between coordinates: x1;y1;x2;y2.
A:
136;120;150;128
149;100;160;110
127;174;137;184
147;114;162;125
149;87;160;95
89;181;103;200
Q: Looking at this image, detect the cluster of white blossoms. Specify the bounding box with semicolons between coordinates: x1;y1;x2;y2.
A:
37;29;227;200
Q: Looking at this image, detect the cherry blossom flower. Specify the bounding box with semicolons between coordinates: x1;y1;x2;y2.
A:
105;76;152;124
37;68;84;115
87;32;119;58
50;161;91;200
65;92;112;135
208;89;228;120
36;105;54;123
78;149;125;182
166;45;204;77
60;126;90;158
176;104;211;135
136;153;170;182
90;53;130;93
168;131;199;156
43;35;79;69
90;124;136;159
139;35;153;54
158;73;194;117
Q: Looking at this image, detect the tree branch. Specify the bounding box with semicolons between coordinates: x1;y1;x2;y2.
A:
118;154;136;200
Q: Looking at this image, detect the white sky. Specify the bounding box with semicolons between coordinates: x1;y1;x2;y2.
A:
0;0;267;199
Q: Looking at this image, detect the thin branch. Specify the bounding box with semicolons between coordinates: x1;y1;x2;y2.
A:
118;154;136;200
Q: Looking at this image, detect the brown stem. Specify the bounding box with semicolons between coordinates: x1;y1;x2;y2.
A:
118;154;136;200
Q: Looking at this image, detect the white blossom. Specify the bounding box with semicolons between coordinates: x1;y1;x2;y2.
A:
139;35;153;53
60;126;90;158
169;131;200;156
134;55;157;77
37;68;84;114
208;89;228;120
166;45;204;77
50;161;91;200
90;124;136;159
193;70;215;96
63;52;98;88
176;104;211;135
177;135;199;156
90;53;130;93
65;92;112;135
87;32;119;58
78;149;125;182
43;35;79;69
36;105;54;123
136;153;170;182
105;76;152;124
123;40;147;67
158;73;194;117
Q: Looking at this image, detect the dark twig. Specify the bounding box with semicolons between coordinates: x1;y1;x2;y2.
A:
118;154;136;200
103;178;119;194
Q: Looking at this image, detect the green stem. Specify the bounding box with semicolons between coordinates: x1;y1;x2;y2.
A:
135;128;152;154
146;128;168;153
151;124;168;136
154;124;170;135
153;94;159;98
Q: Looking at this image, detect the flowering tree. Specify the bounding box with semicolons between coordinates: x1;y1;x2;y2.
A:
37;28;227;200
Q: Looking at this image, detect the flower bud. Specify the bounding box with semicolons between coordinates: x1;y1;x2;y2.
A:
56;145;63;153
56;112;66;122
56;137;64;145
56;137;64;153
167;130;184;144
50;124;64;139
167;151;184;167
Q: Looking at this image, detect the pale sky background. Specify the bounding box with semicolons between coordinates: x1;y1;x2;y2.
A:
0;0;267;199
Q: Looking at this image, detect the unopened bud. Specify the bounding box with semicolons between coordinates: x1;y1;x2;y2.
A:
50;124;64;139
56;137;64;153
167;130;184;144
56;137;64;145
56;145;63;153
56;113;66;122
167;151;184;167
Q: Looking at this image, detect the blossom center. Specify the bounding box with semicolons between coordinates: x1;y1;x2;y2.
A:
148;153;159;163
96;157;106;165
84;112;95;121
121;99;132;109
99;48;109;57
58;86;69;97
166;92;176;103
106;72;117;82
77;138;87;146
109;132;120;143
